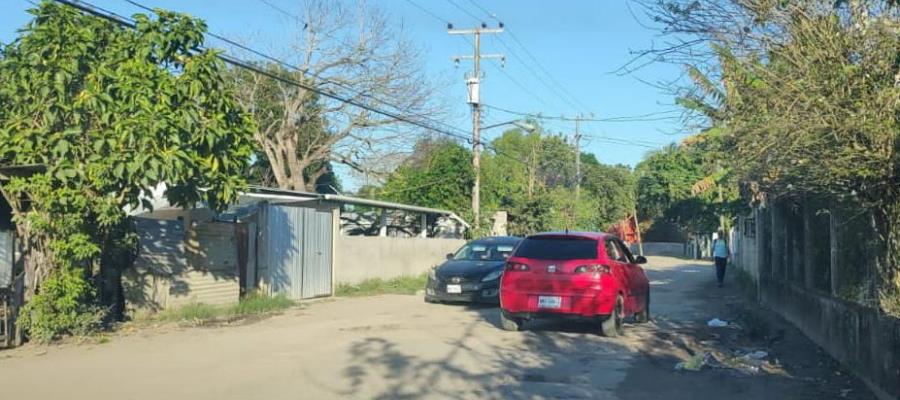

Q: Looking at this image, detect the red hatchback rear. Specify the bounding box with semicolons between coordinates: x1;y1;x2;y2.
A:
499;232;650;336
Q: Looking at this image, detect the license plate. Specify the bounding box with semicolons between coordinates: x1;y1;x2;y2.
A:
538;296;562;309
446;284;462;294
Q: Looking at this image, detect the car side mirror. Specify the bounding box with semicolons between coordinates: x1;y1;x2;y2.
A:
446;253;454;260
635;256;647;264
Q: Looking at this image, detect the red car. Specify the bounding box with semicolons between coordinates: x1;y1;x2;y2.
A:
499;231;650;336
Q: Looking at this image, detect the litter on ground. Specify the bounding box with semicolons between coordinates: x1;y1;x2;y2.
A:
707;318;729;327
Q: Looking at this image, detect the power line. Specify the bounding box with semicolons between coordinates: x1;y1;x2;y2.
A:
59;0;474;143
462;0;592;114
255;0;296;21
486;59;554;109
444;0;483;21
482;103;682;123
121;0;479;145
403;0;449;24
129;0;470;140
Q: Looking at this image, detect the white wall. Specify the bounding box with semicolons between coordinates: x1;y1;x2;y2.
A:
334;236;466;284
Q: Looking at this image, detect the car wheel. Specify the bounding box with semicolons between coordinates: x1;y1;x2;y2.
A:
634;292;650;323
500;310;523;331
601;295;625;337
424;297;438;304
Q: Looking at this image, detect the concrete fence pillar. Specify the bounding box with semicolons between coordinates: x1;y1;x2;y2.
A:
803;204;815;290
378;209;388;237
419;214;428;238
829;209;840;297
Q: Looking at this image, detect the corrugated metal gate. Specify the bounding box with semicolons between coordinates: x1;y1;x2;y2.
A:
265;204;333;299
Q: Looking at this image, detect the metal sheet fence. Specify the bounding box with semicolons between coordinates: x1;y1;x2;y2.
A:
265;204;333;300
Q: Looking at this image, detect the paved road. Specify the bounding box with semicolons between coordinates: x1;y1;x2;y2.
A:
0;256;875;399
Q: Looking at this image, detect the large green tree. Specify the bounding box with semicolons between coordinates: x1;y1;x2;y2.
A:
379;138;474;214
379;128;637;236
0;2;254;339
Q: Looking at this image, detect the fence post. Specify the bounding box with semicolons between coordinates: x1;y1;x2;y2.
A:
830;209;840;297
803;203;815;290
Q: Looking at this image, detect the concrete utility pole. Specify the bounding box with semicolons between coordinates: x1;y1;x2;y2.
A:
574;115;583;203
449;23;504;229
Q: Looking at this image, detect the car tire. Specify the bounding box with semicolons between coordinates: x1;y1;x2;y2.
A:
601;295;625;337
424;297;438;304
500;310;523;331
634;292;650;323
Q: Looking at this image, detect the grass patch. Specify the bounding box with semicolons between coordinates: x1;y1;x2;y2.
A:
152;292;295;324
156;302;223;323
230;292;295;316
335;273;427;297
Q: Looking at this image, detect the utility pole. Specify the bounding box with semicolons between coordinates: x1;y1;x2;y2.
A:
574;115;583;203
449;23;504;230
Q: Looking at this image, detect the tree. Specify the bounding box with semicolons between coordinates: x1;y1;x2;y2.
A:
231;0;442;191
0;2;254;338
641;0;900;304
379;138;474;214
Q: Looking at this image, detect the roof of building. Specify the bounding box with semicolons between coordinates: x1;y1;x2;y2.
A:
130;184;470;228
245;185;469;227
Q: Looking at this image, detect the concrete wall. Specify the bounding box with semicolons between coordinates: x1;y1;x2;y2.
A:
334;236;466;284
733;212;760;282
638;242;684;257
761;280;900;398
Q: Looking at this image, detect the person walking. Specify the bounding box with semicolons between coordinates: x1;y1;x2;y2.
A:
713;231;730;287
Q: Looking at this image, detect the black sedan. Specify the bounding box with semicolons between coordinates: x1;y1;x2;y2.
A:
425;236;521;304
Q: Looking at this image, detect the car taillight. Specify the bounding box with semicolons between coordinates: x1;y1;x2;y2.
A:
505;262;530;271
574;264;611;274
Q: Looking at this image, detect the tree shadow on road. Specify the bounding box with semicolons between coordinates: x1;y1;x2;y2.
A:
339;257;877;399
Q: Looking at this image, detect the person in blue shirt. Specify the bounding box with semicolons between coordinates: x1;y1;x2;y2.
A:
713;231;730;287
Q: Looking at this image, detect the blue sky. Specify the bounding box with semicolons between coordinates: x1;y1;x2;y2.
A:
1;0;689;189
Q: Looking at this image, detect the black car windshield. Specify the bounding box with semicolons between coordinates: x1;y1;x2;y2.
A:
452;242;517;261
514;237;598;260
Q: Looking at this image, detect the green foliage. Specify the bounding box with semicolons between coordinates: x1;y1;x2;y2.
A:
380;138;474;213
156;302;221;323
19;267;105;342
154;293;294;323
0;2;254;339
230;292;294;315
335;274;428;297
378;127;638;236
634;131;742;234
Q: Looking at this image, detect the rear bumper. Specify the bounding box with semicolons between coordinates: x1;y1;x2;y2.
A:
499;289;616;318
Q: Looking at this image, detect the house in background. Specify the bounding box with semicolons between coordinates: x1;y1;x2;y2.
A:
125;186;468;312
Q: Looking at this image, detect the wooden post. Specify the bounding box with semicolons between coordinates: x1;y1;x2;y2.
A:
830;209;840;297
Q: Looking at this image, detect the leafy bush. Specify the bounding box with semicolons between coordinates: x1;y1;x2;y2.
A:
20;267;106;342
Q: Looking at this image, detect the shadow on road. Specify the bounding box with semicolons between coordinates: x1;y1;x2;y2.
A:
340;257;876;399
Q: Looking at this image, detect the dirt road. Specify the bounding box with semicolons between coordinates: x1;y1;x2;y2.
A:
0;256;876;399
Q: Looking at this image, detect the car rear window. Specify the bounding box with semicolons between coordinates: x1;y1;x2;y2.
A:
513;237;598;260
